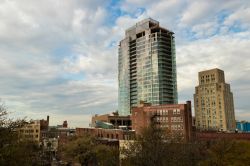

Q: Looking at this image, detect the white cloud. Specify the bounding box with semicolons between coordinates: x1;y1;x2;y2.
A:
180;0;213;25
190;21;219;38
177;33;250;120
224;7;250;29
179;0;250;26
1;0;250;127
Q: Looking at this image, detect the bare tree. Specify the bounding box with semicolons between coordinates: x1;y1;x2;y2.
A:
120;121;204;166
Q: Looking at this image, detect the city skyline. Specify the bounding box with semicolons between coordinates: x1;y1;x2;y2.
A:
0;0;250;127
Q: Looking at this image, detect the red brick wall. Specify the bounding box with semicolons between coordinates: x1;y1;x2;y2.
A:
196;132;250;141
131;101;193;142
76;128;135;140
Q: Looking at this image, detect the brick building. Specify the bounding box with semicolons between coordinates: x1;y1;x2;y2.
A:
17;116;51;144
76;128;135;141
195;132;250;141
18;120;40;143
131;101;193;142
40;115;49;131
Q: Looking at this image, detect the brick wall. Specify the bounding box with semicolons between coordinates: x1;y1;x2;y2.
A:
131;101;193;142
76;128;135;140
196;132;250;141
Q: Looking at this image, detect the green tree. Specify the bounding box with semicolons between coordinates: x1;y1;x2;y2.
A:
60;135;119;166
199;139;250;166
94;144;119;166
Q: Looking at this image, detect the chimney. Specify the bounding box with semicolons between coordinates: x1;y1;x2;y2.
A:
47;116;50;125
63;120;68;128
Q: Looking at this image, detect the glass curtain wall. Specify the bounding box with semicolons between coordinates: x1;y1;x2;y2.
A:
118;19;178;115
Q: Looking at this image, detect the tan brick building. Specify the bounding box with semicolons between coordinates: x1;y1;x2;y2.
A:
131;101;193;142
18;120;40;143
194;68;236;131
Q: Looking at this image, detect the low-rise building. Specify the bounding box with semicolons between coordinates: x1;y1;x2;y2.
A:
76;128;135;141
18;120;40;143
41;126;75;140
236;121;250;132
131;101;193;142
92;112;131;129
196;132;250;141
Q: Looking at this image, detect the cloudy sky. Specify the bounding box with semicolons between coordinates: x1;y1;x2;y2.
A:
1;0;250;127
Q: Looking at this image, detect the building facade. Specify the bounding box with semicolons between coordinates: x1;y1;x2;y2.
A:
236;121;250;132
40;115;49;131
118;18;178;115
91;113;131;129
131;101;193;142
18;120;40;143
194;68;236;131
76;128;135;141
196;132;250;141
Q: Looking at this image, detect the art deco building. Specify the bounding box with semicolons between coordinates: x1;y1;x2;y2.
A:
194;68;236;131
118;18;178;115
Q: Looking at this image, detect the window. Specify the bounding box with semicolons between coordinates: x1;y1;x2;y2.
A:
160;110;163;115
173;109;177;115
163;110;168;115
171;117;175;122
156;117;160;122
171;125;177;130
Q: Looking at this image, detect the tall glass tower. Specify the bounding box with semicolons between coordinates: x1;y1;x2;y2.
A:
118;18;178;115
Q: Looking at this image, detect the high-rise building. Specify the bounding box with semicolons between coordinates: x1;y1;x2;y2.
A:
194;68;236;131
118;18;178;115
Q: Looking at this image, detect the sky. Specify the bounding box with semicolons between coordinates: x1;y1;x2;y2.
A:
0;0;250;127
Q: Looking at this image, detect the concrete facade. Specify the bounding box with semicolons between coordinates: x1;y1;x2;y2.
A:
194;68;236;131
91;113;131;129
131;101;193;142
